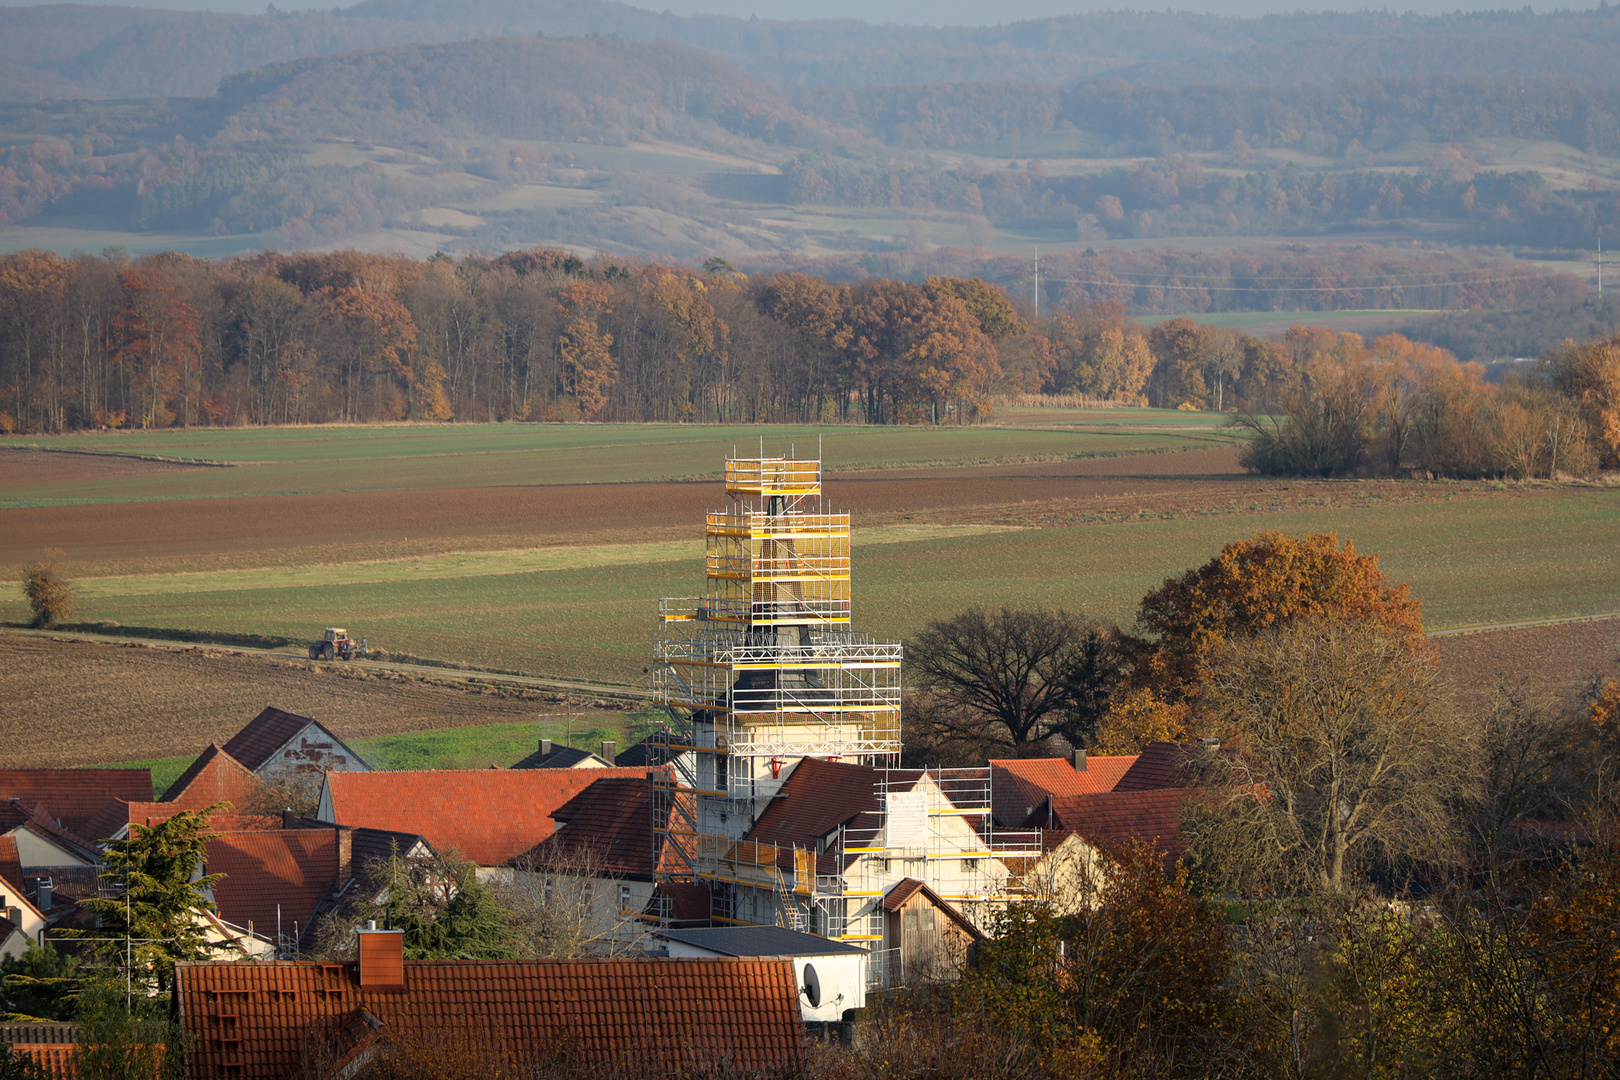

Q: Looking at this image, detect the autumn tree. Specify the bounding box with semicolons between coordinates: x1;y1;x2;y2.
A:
1185;617;1466;894
908;607;1120;750
21;549;74;629
554;281;616;418
1146;316;1209;408
1550;334;1620;468
109;267;200;429
315;285;417;422
1126;531;1426;705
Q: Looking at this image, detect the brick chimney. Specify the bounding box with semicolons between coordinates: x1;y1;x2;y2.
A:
356;923;406;990
1073;749;1087;771
601;740;616;763
336;827;354;886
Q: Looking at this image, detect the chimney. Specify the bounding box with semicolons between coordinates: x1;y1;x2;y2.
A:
5;907;19;926
282;808;297;829
35;880;51;912
336;827;354;885
601;740;616;763
540;738;552;758
356;925;406;990
1073;749;1088;771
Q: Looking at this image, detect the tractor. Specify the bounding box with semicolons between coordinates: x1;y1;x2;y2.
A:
308;628;365;661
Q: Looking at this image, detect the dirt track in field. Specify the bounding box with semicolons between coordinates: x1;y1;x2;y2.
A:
1;445;1523;574
0;632;626;768
1;447;203;487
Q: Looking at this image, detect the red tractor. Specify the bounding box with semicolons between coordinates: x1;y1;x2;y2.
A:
308;628;365;661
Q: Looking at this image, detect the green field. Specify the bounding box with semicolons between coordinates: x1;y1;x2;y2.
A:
107;711;662;796
2;417;1243;509
7;418;1617;688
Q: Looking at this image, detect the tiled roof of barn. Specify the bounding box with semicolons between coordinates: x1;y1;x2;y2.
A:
160;744;261;808
204;830;340;937
0;770;152;835
989;756;1138;827
517;776;684;879
177;957;806;1080
222;707;323;771
318;768;652;867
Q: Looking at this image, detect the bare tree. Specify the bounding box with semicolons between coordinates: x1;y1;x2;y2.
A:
1204;328;1246;412
908;607;1119;751
1185;617;1469;894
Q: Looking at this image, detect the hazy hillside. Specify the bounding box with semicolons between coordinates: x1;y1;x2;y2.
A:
17;2;1620;102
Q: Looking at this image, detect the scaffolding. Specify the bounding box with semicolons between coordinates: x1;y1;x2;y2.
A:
650;456;1040;945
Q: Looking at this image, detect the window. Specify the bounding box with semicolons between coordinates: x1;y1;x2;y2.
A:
715;752;729;795
963;858;980;872
618;883;632;908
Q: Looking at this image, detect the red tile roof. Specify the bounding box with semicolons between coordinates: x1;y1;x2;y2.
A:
177;957;805;1080
160;744;262;808
746;759;926;874
989;756;1138;826
518;776;685;879
204;829;340;937
81;799;279;845
319;768;652;867
0;770;152;835
1112;741;1231;792
0;836;22;890
1046;788;1194;859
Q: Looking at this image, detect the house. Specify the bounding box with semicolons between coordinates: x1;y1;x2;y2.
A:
511;776;677;921
160;744;263;808
176;940;807;1080
877;878;985;988
0;769;152;837
222;707;371;782
989;751;1140;828
0;801;99;871
656;925;868;1024
314;767;652;868
509;739;615;770
0;871;47;960
734;758;1018;941
1045;788;1199;867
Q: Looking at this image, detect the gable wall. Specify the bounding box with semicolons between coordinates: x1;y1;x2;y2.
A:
255;722;371;782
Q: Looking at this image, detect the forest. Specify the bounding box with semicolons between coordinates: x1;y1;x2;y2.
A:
3;245;1614;486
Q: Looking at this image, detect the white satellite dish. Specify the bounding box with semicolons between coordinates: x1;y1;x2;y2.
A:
802;962;821;1008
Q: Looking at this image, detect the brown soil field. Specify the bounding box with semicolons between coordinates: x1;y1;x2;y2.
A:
8;617;1615;771
2;445;1527;575
1433;617;1620;701
0;632;626;768
0;447;204;486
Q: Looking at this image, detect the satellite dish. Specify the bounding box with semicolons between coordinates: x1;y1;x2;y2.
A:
802;963;821;1008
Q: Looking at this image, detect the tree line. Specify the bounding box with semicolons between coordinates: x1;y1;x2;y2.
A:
1239;325;1620;478
2;245;1607;436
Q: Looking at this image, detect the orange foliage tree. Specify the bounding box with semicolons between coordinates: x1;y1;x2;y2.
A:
1553;336;1620;468
1127;530;1426;705
110;267;200;429
555;281;616;418
316;286;417;422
